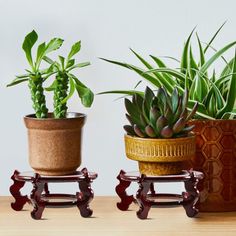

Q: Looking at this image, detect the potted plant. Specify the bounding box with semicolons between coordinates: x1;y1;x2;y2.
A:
123;86;197;175
7;30;94;176
100;24;236;211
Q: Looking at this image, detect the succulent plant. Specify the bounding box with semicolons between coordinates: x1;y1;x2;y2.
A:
7;30;63;118
44;41;94;118
124;86;198;138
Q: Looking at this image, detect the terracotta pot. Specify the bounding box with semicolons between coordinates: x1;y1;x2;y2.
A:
24;112;86;176
124;134;196;175
189;120;236;212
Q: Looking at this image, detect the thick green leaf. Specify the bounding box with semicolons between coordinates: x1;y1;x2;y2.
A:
7;78;29;87
69;74;94;107
59;56;65;69
43;55;54;64
36;42;46;67
45;38;63;54
66;59;75;69
67;41;81;60
61;78;75;104
22;30;38;68
45;80;57;91
67;62;90;71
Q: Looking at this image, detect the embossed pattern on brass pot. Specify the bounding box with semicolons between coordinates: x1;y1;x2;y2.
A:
189;120;236;212
24;112;86;176
125;134;196;175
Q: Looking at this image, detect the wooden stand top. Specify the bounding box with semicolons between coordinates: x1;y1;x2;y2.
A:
14;170;98;183
120;170;204;182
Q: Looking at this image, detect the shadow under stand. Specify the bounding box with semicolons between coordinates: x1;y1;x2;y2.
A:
116;170;204;219
10;168;97;220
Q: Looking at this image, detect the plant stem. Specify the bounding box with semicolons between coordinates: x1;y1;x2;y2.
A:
28;75;48;118
53;72;68;118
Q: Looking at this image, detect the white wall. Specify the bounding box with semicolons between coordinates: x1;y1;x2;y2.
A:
0;0;235;195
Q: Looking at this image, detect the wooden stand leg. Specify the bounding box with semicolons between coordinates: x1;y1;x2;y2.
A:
30;174;45;220
182;171;200;217
10;170;29;211
115;170;134;211
149;183;156;196
77;168;94;217
136;175;152;220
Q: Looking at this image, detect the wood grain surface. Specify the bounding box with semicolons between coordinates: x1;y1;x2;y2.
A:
0;196;236;236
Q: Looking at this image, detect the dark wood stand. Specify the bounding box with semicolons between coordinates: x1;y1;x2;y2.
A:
116;170;204;219
10;168;97;220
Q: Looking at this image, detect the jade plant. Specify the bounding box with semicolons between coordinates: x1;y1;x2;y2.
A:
44;41;94;118
7;30;94;118
124;86;198;138
100;23;236;120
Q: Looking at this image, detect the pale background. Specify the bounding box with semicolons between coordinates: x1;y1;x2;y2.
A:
0;0;235;195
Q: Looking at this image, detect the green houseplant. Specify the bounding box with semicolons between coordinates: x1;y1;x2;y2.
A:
7;30;94;176
100;24;236;211
124;86;198;175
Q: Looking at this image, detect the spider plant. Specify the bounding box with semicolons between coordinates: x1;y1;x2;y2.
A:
100;23;236;120
7;30;63;118
44;41;94;118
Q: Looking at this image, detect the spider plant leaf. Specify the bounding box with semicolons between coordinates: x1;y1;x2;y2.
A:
7;78;29;87
200;40;236;74
210;78;226;110
188;100;213;119
150;55;176;86
180;27;195;74
67;41;81;60
217;50;236;119
220;57;234;78
100;58;162;87
188;46;198;79
204;21;226;53
130;48;152;69
196;33;205;66
22;30;38;69
98;90;144;97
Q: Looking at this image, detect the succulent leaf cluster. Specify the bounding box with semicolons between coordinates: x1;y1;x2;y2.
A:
124;87;198;138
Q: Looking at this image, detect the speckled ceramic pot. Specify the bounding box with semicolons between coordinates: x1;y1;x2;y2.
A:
24;112;86;176
189;120;236;212
124;134;196;176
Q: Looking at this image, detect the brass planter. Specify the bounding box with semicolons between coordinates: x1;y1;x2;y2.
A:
24;112;86;176
190;119;236;212
124;134;196;175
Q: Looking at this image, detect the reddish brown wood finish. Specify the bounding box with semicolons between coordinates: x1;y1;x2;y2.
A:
10;168;97;220
115;170;203;219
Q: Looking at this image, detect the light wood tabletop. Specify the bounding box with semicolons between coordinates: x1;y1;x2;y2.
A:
0;196;236;236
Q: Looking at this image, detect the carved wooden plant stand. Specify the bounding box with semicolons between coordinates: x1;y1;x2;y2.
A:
116;170;204;219
10;168;97;220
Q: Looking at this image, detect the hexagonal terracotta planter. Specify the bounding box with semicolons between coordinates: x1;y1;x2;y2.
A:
24;112;86;176
189;120;236;212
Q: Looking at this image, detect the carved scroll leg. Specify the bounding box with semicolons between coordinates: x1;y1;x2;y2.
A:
115;170;134;211
77;168;94;218
136;176;152;220
30;174;45;220
10;170;29;211
182;172;200;218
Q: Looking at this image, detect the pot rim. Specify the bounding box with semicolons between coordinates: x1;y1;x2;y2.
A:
190;119;236;122
24;112;86;121
124;133;195;142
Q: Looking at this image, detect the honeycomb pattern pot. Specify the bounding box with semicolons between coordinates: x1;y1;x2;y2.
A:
189;120;236;212
124;134;196;176
24;112;86;176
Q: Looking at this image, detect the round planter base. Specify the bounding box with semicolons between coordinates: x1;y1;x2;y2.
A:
138;161;183;176
31;169;78;176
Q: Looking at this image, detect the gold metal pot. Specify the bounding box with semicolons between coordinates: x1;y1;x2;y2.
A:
125;134;196;175
24;112;86;176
